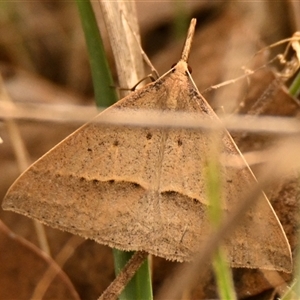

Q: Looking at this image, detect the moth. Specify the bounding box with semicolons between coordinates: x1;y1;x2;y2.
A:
2;19;292;272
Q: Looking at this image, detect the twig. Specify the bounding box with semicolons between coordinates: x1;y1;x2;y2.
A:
98;251;149;300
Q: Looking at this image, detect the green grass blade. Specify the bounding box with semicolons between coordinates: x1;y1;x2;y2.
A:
75;0;117;107
205;142;237;300
280;280;297;300
75;1;152;299
113;250;153;299
212;249;236;300
289;70;300;98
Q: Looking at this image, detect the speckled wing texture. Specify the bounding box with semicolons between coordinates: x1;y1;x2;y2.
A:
2;60;292;272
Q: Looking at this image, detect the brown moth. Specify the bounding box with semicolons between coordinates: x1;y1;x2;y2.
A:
2;19;292;272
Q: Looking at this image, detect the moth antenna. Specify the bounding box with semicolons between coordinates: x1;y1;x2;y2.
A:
181;18;197;62
120;10;159;79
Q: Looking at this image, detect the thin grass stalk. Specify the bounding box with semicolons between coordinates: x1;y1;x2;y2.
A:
280;280;297;300
205;135;236;300
274;60;300;299
75;1;152;299
173;1;189;39
281;66;300;299
98;2;152;299
0;74;50;255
